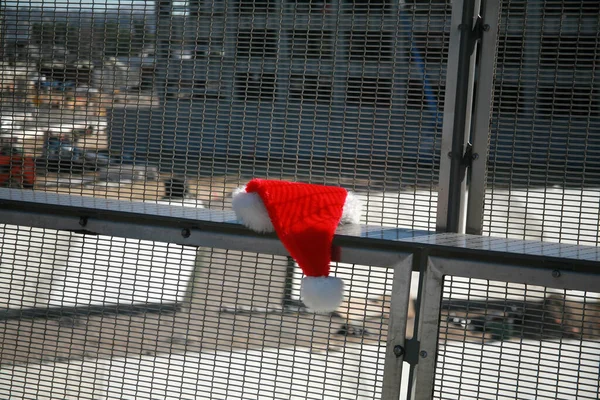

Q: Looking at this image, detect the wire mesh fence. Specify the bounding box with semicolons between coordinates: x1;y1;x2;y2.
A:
0;224;408;399
435;277;600;399
2;0;600;398
0;0;452;231
0;7;444;395
482;0;600;245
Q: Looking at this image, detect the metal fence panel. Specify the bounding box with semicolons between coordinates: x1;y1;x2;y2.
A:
0;221;415;399
3;0;600;398
0;0;456;231
0;0;452;393
481;0;600;244
414;256;600;400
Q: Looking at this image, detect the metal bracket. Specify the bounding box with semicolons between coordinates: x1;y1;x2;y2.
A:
472;14;485;41
460;14;487;56
448;143;475;184
459;142;474;183
69;216;99;235
401;337;422;366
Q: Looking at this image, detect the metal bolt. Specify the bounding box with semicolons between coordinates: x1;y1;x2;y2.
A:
79;217;88;227
393;345;405;357
483;24;491;32
472;153;479;160
420;350;428;358
447;151;453;158
552;270;561;278
58;316;79;328
458;23;467;30
181;228;191;238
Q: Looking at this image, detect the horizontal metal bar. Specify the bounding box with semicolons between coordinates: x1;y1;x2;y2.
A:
0;207;411;268
430;256;600;294
0;302;180;321
1;189;600;273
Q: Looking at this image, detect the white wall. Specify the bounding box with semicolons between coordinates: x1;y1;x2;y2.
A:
0;358;109;400
0;225;197;309
0;225;70;308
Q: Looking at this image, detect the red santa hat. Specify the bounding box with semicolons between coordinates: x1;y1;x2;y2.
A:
232;179;362;313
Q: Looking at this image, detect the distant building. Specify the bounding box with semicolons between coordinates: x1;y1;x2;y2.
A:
3;18;31;42
135;0;446;164
490;0;600;164
109;0;599;167
92;57;142;93
116;55;156;91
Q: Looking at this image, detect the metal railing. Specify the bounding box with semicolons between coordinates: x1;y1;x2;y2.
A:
1;190;599;399
1;0;600;398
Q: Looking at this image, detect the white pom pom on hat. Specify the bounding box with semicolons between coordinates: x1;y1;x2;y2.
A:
232;178;363;313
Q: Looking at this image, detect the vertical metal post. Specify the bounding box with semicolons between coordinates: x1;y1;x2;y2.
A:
392;0;408;127
275;0;289;113
435;0;481;233
381;256;414;400
224;0;238;100
465;0;500;234
189;0;200;17
409;258;445;400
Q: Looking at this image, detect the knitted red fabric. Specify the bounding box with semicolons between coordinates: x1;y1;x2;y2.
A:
245;178;348;277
